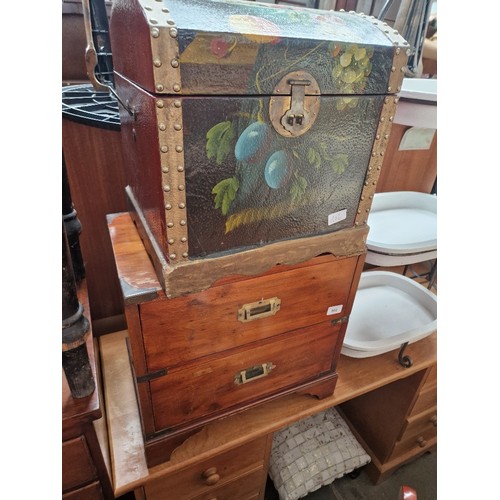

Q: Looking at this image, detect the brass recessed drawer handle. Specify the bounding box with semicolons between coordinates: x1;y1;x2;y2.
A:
234;362;276;385
202;467;220;486
417;436;427;448
237;297;281;322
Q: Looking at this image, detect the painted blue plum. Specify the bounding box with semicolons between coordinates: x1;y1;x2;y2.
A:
265;150;289;189
234;122;269;162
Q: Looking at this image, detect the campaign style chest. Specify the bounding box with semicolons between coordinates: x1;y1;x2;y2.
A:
106;0;408;467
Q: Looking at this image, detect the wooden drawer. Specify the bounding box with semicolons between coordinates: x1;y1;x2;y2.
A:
62;436;98;491
409;383;436;417
144;436;267;499
391;417;437;460
62;481;103;500
398;407;437;442
139;255;358;369
150;321;341;431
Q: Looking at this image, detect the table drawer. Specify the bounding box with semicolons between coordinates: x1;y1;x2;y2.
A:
150;321;340;431
398;407;437;441
409;383;436;417
190;467;264;500
62;436;98;491
144;436;267;499
139;255;358;369
392;421;436;460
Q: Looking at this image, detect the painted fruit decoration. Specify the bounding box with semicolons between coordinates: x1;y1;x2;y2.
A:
264;150;289;189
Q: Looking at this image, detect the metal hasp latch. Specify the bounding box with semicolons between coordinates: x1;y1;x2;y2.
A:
269;70;320;138
281;79;311;134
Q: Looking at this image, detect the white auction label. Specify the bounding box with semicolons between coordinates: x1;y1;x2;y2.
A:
327;305;343;315
328;209;347;226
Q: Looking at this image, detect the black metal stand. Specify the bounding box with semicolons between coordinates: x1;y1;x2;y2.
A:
62;221;95;398
398;342;413;368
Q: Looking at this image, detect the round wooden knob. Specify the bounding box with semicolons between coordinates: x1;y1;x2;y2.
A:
202;467;220;486
430;415;437;427
417;436;427;448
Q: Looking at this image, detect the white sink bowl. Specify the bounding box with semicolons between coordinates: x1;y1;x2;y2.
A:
342;271;437;358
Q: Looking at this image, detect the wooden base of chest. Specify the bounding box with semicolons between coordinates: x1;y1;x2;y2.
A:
108;213;365;467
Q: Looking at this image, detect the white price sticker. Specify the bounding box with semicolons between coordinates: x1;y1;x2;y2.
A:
327;305;343;316
328;209;347;226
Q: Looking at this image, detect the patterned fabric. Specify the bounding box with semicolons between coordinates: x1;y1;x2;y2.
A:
268;407;371;500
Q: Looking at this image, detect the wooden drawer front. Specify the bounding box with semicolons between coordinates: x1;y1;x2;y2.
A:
398;407;437;442
391;424;436;460
140;255;358;369
62;436;98;491
190;467;264;500
150;322;340;431
409;384;436;417
145;437;267;499
62;481;103;500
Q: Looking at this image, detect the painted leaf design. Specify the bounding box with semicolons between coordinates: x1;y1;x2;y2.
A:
329;154;349;174
212;176;239;216
307;148;321;169
289;175;308;203
206;121;235;165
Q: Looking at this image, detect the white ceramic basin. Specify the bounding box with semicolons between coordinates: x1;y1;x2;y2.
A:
366;191;437;266
341;271;437;358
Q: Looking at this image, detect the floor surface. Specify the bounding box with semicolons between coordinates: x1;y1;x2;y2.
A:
265;450;437;500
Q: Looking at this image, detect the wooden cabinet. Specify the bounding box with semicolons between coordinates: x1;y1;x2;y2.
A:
339;362;437;484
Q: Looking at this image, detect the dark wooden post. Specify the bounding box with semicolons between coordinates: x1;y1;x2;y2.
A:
62;221;95;398
63;153;85;283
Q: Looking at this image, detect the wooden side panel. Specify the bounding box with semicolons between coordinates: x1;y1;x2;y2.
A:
150;322;340;431
62;119;128;325
376;124;437;194
140;255;358;368
340;370;426;463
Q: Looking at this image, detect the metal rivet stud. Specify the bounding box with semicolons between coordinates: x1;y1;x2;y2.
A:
165;203;172;210
182;252;188;258
180;236;187;243
380;151;384;156
159;123;166;131
173;84;181;92
154;59;162;67
371;152;376;157
151;28;159;38
169;253;176;259
156;100;164;108
396;48;401;55
156;84;164;91
168;238;175;244
170;27;178;37
150;18;158;24
175;145;183;153
178;184;185;191
171;59;179;68
387;86;392;92
161;145;168;153
162;7;169;12
180;220;186;226
177;165;184;172
376;134;380;140
391;66;395;72
168;20;176;26
174;100;182;108
174;123;182;131
162;166;169;173
361;196;365;201
163;185;171;192
179;202;185;209
167;222;174;228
